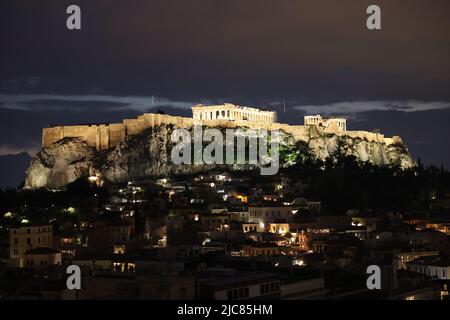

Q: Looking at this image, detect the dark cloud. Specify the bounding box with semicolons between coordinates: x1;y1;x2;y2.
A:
0;94;193;112
1;0;449;101
294;101;450;116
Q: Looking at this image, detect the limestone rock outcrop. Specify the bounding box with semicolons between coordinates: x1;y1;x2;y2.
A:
25;138;96;189
305;126;414;169
25;124;415;189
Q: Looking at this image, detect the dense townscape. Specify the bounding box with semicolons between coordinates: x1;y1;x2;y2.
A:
1;155;449;300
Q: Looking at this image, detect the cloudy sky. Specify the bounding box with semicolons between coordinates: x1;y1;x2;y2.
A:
1;0;450;187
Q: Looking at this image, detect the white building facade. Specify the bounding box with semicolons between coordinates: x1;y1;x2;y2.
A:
406;256;450;280
192;103;277;123
248;206;294;225
9;224;54;268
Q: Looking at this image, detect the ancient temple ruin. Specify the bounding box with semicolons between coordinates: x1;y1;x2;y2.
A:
304;115;347;131
191;103;277;123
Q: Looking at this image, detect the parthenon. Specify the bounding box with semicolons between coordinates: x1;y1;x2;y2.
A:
191;103;277;123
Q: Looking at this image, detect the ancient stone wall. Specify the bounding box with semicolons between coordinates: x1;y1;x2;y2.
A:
42;113;398;150
42;114;195;150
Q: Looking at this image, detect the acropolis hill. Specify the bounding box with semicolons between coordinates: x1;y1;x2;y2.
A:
42;103;401;150
26;103;414;189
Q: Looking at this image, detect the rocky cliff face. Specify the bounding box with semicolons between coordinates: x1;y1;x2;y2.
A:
25;124;415;189
306;128;414;169
99;125;218;183
25;138;96;189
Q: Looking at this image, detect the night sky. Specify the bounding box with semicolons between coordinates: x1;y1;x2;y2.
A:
1;0;450;188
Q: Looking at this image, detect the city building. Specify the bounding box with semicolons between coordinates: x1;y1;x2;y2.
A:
242;223;262;233
296;230;311;252
23;247;61;269
242;243;280;257
406;255;450;280
269;223;290;235
397;250;439;269
197;269;281;300
410;229;450;252
9;224;54;268
280;275;328;300
200;213;230;231
87;221;131;251
248;206;293;224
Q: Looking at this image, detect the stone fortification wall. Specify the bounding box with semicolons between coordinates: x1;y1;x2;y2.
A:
42;113;397;150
